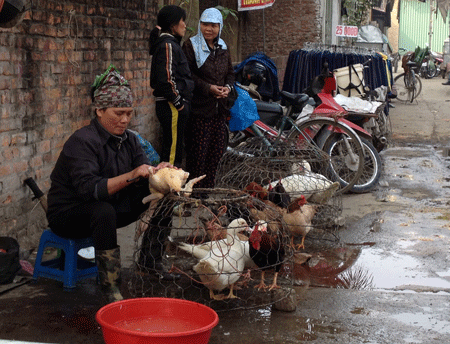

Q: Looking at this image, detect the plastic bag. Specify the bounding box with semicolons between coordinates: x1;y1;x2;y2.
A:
129;130;160;166
228;83;260;132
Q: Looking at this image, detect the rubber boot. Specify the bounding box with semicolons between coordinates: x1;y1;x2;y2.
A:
96;247;124;303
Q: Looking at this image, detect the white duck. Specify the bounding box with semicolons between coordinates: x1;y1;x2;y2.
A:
177;221;260;269
192;218;249;300
265;171;340;204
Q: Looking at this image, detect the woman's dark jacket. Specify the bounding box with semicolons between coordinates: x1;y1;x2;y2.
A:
182;38;235;118
150;33;194;110
47;118;149;224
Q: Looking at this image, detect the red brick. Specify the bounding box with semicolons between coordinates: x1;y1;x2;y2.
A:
0;164;12;177
36;140;51;154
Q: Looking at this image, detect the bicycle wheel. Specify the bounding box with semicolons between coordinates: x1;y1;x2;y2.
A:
413;73;422;98
287;117;365;194
325;137;381;193
394;73;422;102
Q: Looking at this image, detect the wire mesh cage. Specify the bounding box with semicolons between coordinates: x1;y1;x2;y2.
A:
215;137;343;251
130;188;296;311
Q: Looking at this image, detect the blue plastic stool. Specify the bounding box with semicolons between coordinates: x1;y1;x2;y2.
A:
33;229;98;290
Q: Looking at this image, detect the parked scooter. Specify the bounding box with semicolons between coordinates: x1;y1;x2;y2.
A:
419;50;443;79
229;60;381;193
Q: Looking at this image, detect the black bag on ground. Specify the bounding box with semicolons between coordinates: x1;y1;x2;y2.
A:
0;236;21;284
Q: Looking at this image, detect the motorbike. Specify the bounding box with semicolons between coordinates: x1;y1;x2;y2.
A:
228;60;382;193
419;50;443;79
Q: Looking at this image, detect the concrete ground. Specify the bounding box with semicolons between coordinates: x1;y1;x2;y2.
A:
1;75;450;343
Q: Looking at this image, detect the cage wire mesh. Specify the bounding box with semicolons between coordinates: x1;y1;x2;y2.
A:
129;188;296;311
215;137;343;251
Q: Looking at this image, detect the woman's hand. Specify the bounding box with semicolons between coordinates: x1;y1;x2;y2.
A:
210;85;229;98
155;162;178;171
130;164;153;181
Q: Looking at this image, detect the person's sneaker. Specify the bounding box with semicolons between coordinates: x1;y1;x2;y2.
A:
442;81;450;85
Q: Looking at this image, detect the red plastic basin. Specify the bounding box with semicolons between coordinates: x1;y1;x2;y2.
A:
96;297;219;344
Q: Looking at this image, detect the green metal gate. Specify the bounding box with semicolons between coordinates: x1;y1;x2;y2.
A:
399;0;449;52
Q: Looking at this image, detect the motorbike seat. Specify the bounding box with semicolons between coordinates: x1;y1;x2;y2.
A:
280;91;310;112
254;100;283;127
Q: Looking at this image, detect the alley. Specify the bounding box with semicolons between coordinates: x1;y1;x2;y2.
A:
1;76;450;344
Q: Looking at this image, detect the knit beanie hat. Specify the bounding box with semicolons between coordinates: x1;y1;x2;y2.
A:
157;5;186;32
91;64;133;108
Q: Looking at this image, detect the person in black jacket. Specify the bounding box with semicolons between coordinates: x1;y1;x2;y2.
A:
149;5;194;168
46;65;178;303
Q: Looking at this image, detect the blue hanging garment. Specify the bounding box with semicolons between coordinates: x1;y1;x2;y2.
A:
228;83;260;132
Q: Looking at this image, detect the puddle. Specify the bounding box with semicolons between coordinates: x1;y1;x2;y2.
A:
290;240;450;293
211;306;344;343
390;313;450;334
354;247;450;291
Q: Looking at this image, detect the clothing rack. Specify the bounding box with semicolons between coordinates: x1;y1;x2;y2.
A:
303;42;373;55
282;43;392;96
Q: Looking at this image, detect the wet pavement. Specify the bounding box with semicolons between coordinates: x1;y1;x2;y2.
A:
2;76;450;343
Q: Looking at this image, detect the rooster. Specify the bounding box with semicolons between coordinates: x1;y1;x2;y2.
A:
248;221;285;291
282;195;317;250
267;179;291;208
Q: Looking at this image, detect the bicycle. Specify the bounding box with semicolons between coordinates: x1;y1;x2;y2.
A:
394;59;422;103
227;88;365;194
389;47;408;74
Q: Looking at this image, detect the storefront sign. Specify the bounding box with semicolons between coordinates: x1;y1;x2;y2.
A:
335;25;359;38
238;0;275;11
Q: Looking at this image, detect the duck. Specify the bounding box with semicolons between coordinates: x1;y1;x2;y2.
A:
177;222;257;269
192;218;250;300
265;171;340;204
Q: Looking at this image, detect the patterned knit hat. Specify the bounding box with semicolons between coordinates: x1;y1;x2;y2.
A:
91;65;133;108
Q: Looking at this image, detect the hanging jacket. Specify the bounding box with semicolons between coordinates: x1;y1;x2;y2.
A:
150;33;194;110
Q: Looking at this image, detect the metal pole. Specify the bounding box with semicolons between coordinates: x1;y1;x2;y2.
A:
263;9;266;53
428;0;434;49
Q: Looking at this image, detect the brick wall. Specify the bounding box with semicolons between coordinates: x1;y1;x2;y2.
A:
0;0;158;249
0;0;323;250
238;0;322;88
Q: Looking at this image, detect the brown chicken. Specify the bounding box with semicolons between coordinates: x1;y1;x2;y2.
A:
248;205;283;234
243;182;269;201
282;196;317;250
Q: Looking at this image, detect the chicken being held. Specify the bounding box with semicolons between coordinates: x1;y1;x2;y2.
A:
192;218;250;300
248;221;285;291
136;167;205;240
282;195;318;250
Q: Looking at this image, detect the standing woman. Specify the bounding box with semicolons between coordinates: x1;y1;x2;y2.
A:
149;5;194;167
182;7;235;189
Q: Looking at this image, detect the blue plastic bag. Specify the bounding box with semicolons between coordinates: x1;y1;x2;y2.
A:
229;83;260;132
128;130;160;166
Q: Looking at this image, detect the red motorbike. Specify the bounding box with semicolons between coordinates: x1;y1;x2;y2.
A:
228;61;381;193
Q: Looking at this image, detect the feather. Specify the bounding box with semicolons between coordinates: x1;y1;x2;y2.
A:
192;218;249;300
248;221;285;291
